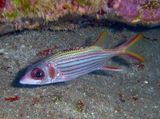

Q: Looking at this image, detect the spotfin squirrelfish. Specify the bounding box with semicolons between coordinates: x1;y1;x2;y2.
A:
20;32;144;85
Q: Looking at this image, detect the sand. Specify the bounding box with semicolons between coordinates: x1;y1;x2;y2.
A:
0;21;160;119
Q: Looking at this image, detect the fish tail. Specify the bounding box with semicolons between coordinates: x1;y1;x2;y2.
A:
117;33;144;62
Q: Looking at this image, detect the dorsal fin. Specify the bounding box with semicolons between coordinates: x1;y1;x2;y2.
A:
93;31;107;48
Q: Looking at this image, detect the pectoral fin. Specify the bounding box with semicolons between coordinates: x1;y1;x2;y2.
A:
100;65;123;72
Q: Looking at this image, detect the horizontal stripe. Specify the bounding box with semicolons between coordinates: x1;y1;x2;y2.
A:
62;61;104;80
45;45;117;81
61;60;105;74
49;46;103;62
59;59;105;71
57;53;107;68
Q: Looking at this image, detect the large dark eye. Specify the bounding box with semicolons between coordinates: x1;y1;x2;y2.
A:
31;68;45;80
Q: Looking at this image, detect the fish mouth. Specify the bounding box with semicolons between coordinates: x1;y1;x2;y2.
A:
19;80;25;84
19;80;41;85
19;79;32;85
19;76;41;85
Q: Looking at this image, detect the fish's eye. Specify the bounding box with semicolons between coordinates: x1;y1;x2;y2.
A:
31;68;45;80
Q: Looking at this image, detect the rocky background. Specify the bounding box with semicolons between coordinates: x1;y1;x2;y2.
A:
0;0;160;35
0;0;160;119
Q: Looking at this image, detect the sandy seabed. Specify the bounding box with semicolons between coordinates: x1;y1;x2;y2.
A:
0;23;160;119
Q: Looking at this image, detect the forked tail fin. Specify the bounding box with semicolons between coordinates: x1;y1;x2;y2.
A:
117;33;144;62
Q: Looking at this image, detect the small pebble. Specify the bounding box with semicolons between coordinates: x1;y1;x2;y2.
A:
144;80;149;84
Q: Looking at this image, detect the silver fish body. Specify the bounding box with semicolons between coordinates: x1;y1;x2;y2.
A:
48;46;116;82
19;33;144;85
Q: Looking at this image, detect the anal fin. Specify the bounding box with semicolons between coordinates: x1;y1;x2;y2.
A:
100;65;123;72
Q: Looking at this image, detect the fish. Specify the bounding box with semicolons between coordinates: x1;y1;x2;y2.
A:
20;32;144;85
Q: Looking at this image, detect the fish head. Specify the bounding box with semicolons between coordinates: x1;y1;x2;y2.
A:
20;61;59;85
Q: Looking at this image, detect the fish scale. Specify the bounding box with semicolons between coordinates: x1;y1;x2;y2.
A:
48;46;110;80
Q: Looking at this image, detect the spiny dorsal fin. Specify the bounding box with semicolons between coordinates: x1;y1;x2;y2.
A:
93;31;108;48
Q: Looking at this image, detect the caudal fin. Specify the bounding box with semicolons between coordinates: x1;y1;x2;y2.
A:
117;33;144;62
